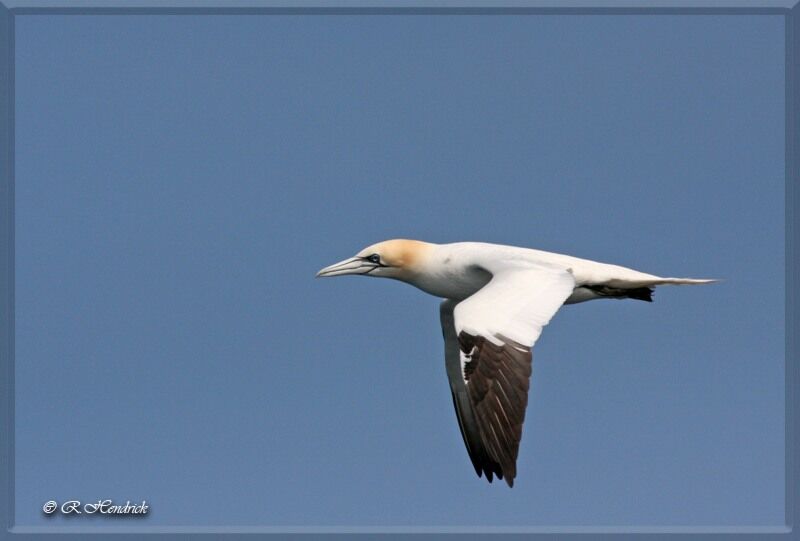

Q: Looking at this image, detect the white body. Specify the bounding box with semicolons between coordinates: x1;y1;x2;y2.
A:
317;239;713;487
400;242;700;303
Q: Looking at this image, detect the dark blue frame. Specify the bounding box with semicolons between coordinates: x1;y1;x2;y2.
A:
0;2;796;538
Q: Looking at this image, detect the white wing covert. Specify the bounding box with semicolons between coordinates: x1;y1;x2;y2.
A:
441;263;575;486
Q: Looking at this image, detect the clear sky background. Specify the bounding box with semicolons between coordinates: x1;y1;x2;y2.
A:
13;13;784;528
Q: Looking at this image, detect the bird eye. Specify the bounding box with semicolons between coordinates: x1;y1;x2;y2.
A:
367;254;381;264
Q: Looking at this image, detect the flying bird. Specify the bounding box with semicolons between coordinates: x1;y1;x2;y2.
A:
317;239;713;487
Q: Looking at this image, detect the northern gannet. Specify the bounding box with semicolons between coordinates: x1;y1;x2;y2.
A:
317;239;714;487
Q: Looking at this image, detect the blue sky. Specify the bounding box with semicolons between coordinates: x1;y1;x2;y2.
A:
13;13;784;528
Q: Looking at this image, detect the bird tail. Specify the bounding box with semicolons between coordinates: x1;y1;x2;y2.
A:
591;277;717;303
605;277;718;288
650;277;718;285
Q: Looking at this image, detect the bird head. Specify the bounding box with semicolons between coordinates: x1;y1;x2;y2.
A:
316;239;432;280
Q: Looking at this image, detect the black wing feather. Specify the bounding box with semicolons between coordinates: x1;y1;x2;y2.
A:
441;301;533;487
440;301;503;482
458;331;532;487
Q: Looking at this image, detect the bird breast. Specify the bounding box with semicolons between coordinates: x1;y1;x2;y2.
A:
406;264;492;301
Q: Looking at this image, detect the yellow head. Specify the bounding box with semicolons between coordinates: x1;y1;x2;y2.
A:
317;239;433;280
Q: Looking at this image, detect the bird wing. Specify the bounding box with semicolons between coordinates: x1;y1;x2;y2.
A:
440;263;575;487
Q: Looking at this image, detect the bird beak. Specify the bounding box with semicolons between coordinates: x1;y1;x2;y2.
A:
316;256;375;278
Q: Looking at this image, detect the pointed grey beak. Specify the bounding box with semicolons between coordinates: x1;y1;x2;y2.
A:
316;256;375;278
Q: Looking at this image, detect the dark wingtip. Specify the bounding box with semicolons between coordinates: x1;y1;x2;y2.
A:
627;286;654;302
